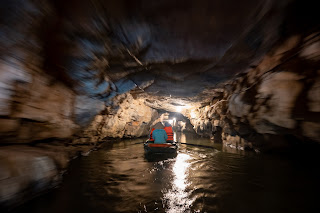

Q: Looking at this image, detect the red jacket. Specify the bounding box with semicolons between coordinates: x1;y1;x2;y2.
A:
164;126;173;141
149;128;155;141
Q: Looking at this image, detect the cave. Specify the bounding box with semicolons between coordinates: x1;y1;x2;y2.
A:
1;0;320;212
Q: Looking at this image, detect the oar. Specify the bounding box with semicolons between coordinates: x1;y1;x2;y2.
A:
133;141;147;145
133;141;214;149
178;142;214;149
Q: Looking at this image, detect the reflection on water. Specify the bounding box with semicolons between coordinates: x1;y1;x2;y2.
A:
12;132;320;213
173;154;190;190
163;153;193;213
174;132;186;143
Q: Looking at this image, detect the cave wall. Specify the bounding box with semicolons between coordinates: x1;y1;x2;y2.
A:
188;33;320;151
1;59;78;143
0;60;157;144
73;93;158;144
0;0;158;204
0;0;102;144
0;60;158;207
0;91;157;208
0;52;120;144
0;0;158;144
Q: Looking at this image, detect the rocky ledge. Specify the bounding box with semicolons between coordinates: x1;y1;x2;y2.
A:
186;33;320;151
0;142;97;209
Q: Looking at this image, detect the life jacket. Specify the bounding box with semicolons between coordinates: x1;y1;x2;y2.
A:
149;128;155;141
164;126;173;141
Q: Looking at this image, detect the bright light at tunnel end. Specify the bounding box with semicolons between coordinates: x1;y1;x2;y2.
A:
176;106;183;112
175;105;192;113
190;111;196;119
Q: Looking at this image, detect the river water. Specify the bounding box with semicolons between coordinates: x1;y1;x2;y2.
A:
13;132;320;213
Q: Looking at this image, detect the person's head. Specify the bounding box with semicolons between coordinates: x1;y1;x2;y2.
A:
164;122;172;127
153;122;164;129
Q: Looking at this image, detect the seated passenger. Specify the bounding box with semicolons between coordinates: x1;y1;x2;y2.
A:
164;122;174;142
151;122;168;144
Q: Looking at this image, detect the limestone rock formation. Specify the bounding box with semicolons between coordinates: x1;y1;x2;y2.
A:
187;33;320;151
0;142;94;208
0;59;79;143
73;93;158;144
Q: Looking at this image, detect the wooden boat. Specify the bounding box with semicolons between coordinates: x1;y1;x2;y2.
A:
144;141;178;154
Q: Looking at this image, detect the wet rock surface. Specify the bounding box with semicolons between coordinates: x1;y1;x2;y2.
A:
187;33;320;151
0;142;96;209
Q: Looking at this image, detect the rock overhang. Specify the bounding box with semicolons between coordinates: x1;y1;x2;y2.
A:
12;0;298;106
73;0;318;111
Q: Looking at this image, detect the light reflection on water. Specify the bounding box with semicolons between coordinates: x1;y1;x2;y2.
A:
174;132;186;143
163;153;194;213
173;154;190;190
11;132;320;213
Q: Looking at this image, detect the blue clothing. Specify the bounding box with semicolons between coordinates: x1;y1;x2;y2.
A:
152;129;168;144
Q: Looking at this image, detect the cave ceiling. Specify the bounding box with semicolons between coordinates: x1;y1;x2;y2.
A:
103;0;302;111
104;0;273;100
4;0;317;112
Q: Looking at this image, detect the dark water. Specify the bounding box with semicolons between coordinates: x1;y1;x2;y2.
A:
13;133;320;213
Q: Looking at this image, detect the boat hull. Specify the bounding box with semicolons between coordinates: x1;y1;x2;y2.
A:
144;142;178;154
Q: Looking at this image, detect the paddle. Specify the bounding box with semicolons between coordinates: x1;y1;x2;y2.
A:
178;142;215;149
133;141;147;145
133;141;214;149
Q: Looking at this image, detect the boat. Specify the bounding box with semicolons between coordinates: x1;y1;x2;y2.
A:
144;141;178;154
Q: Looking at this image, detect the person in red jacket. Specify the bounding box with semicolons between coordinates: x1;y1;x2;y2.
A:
149;128;155;142
164;122;174;143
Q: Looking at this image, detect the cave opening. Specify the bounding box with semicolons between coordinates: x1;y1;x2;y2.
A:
156;110;195;134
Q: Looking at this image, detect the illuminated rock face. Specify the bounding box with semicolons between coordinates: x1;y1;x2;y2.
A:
0;60;79;143
187;34;320;151
73;93;158;144
0;58;109;143
0;59;157;143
